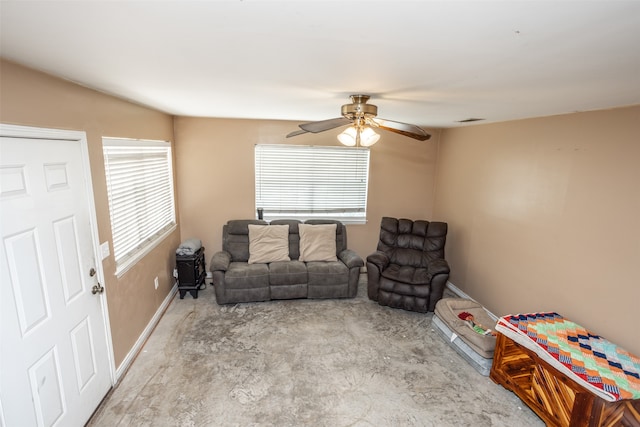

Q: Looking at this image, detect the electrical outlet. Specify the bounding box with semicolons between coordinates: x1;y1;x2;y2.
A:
154;277;159;290
173;268;178;279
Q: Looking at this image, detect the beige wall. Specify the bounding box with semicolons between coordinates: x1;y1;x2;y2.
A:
434;106;640;355
9;57;636;368
173;117;441;260
0;59;180;368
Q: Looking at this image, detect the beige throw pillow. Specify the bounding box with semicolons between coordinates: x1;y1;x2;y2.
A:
248;224;290;264
298;223;338;262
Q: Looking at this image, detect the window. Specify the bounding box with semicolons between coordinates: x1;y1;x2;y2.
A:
255;144;370;224
102;137;176;275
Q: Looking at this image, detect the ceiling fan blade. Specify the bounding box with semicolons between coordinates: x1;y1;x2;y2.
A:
372;118;431;141
286;129;309;138
299;117;351;133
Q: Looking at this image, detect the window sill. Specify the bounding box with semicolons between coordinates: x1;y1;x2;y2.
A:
114;224;177;279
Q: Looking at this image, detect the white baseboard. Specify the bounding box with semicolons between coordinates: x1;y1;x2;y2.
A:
445;281;498;321
445;281;474;301
115;282;178;381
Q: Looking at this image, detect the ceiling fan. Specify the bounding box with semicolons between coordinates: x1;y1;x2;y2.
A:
286;94;431;146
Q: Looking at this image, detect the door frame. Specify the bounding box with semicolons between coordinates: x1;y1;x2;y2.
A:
0;123;117;391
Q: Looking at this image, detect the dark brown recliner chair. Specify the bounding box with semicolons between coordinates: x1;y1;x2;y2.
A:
367;217;450;313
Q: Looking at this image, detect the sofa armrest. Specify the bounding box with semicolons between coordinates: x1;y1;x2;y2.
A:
210;251;231;272
366;251;390;271
338;249;364;269
427;258;450;276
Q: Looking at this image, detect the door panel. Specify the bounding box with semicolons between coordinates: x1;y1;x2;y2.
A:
4;228;50;335
1;130;112;427
69;317;98;392
54;216;84;303
28;348;65;426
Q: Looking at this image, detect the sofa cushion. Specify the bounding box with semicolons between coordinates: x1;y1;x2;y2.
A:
269;261;307;286
270;219;301;260
307;261;349;298
305;219;347;253
248;224;291;264
307;261;348;286
298;223;338;262
224;262;270;289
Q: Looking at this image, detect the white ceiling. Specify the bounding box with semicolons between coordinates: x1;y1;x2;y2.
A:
1;1;639;129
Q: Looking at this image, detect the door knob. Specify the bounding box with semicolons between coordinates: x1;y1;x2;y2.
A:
91;283;105;295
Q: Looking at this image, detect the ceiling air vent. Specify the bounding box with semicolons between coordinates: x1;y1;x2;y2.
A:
457;118;485;123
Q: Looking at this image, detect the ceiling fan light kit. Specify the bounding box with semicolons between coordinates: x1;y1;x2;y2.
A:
337;125;381;147
360;127;381;147
337;126;358;146
286;94;431;146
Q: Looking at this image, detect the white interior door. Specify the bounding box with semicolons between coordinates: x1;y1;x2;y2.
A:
0;125;113;426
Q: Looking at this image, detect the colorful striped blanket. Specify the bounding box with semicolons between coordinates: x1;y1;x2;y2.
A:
495;312;640;402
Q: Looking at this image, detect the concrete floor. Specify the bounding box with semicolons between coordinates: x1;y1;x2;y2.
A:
89;276;543;426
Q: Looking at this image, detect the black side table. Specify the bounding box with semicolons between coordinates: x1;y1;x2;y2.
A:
176;247;206;299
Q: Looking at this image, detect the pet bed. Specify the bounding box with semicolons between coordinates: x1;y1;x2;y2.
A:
433;298;496;376
491;312;640;427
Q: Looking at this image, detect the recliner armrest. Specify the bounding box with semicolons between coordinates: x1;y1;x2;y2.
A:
210;251;231;272
338;249;364;269
366;251;390;270
428;258;450;276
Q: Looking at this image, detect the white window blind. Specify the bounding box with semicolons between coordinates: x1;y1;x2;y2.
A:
103;138;176;274
255;144;370;224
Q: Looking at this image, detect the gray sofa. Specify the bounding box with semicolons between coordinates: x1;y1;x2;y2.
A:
210;219;364;305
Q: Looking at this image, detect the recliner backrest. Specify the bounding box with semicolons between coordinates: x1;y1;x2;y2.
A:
376;217;447;267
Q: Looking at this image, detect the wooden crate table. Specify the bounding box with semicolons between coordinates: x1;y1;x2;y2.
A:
490;312;640;427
